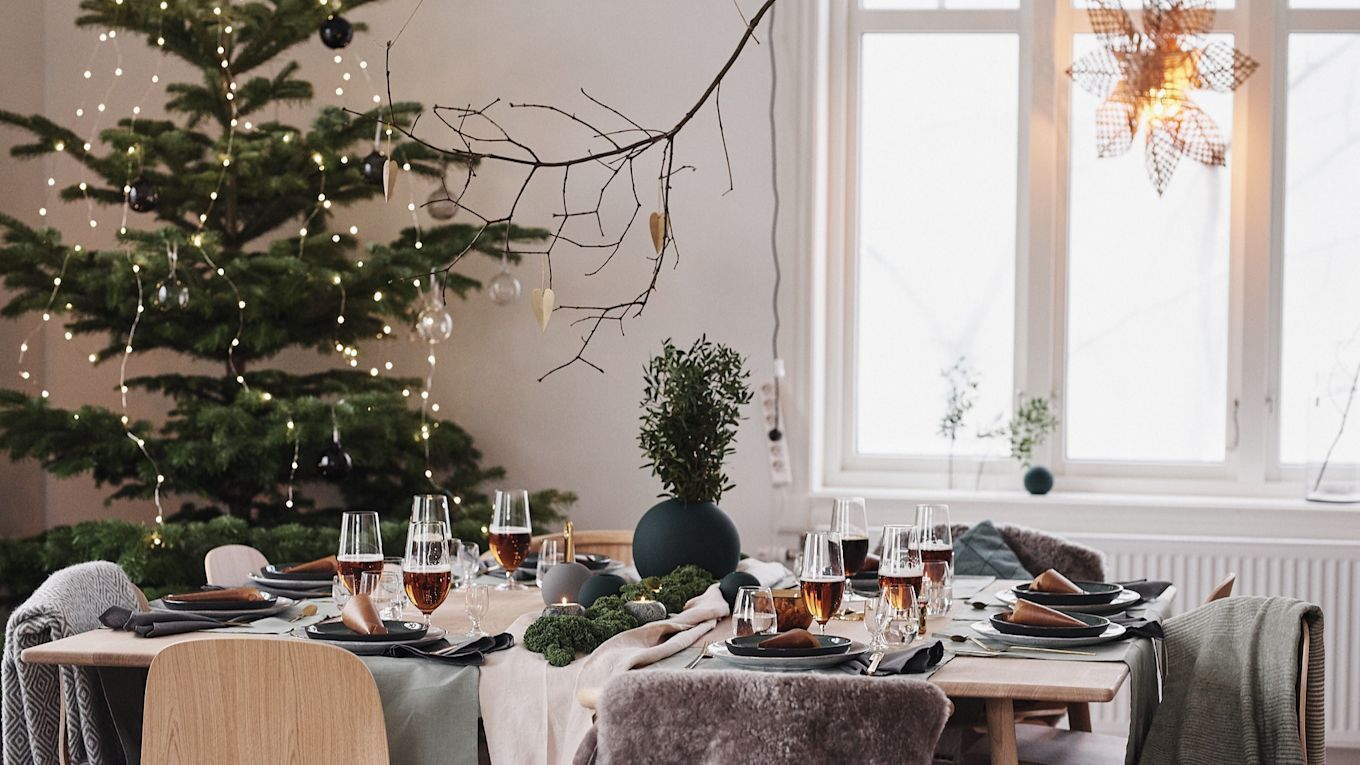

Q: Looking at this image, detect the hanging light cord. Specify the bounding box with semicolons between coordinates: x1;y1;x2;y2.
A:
767;3;783;438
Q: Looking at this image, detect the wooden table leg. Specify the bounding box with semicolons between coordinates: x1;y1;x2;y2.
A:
985;698;1019;765
1067;702;1092;732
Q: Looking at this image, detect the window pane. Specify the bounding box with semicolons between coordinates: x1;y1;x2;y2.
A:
1071;1;1233;7
1064;36;1231;463
1290;1;1360;7
1280;34;1360;464
866;0;1018;8
855;34;1017;457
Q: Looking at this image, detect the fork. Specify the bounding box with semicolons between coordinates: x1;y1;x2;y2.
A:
965;635;1096;657
685;643;713;669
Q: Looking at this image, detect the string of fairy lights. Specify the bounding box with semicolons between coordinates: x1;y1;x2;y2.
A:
15;0;470;532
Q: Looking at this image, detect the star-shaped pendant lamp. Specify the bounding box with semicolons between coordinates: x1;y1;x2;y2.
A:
1067;0;1258;195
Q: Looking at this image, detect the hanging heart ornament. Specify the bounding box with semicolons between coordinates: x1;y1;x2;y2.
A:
648;211;668;254
383;159;400;202
531;287;555;332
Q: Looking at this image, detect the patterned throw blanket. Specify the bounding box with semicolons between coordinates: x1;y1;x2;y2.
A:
2;562;140;765
1139;596;1325;765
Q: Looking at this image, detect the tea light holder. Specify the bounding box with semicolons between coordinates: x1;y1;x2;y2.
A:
623;599;667;624
542;601;586;618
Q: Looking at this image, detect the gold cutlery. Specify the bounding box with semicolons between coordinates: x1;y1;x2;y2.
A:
685;643;713;669
943;633;1097;657
288;604;319;622
862;651;886;675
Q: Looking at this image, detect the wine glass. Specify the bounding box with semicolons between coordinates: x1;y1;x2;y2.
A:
464;583;490;638
732;586;777;637
799;531;845;634
411;494;455;556
403;520;453;627
830;497;869;603
535;538;563;588
456;541;480;591
915;504;953;615
338;510;384;593
489;489;532;591
872;584;919;649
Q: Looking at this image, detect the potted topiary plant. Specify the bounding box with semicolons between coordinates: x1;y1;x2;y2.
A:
632;337;753;578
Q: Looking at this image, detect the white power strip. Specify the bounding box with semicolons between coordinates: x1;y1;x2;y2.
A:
760;378;792;487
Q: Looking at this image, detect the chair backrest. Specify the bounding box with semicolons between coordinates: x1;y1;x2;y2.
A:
204;544;268;587
141;638;388;765
1205;572;1236;604
588;670;950;765
950;523;1106;582
529;529;634;565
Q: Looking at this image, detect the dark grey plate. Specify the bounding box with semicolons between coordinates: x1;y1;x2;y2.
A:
990;610;1110;638
261;564;335;582
726;634;852;658
306;620;429;643
1013;581;1123;606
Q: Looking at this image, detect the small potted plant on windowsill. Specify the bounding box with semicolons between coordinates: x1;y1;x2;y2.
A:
632;336;753;579
982;394;1060;495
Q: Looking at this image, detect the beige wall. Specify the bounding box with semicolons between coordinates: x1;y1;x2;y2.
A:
0;1;804;554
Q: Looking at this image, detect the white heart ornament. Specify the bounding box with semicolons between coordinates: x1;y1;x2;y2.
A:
383;159;400;202
531;287;554;332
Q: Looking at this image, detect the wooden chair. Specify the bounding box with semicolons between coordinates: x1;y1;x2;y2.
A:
203;544;268;587
1205;572;1236;603
141;638;389;765
530;529;634;565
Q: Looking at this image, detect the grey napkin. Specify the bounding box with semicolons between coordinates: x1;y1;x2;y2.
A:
99;606;229;637
1118;579;1172;601
843;640;944;676
380;632;515;664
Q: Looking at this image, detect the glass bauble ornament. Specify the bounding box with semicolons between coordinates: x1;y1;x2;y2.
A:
317;439;352;482
127;178;159;213
416;305;454;343
425;189;458;221
487;270;522;306
360;150;386;186
153;282;173;311
175;284;190;309
319;15;353;49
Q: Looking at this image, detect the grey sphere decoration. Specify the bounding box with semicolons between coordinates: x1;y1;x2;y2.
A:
425;189;459;221
540;561;592;606
719;571;761;611
577;573;627;608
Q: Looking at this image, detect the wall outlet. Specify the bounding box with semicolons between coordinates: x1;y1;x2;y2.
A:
760;379;792;487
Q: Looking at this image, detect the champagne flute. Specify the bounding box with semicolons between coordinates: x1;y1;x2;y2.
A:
464;583;490;638
830;497;869;604
403;520;452;627
799;531;845;635
535;538;563;588
489;490;532;591
338;510;384;593
915;504;953;615
732;586;777;637
411;494;455;556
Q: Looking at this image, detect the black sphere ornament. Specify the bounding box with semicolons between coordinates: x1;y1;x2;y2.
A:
1023;465;1054;496
317;439;353;482
360;150;387;186
127;178;159;213
319;15;353;50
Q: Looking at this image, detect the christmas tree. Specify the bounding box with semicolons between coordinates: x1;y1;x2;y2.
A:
0;0;570;535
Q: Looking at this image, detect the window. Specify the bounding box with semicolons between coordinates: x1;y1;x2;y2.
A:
819;1;1360;495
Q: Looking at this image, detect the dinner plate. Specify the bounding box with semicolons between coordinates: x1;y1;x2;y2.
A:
160;590;278;611
971;620;1126;648
149;596;294;619
260;564;335;583
1012;581;1123;606
989;611;1110;639
708;640;868;672
997;587;1141;615
726;634;852;658
298;625;446;655
306;620;429;643
250;572;333;590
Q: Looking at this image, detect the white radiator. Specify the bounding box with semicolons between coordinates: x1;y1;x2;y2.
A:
1064;533;1360;748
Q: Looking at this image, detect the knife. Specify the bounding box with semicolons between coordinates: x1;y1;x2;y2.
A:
863;651;885;676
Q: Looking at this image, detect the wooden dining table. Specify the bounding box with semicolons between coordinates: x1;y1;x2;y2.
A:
21;579;1170;765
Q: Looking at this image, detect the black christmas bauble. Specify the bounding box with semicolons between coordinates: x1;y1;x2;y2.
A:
127;178;159;213
319;15;353;50
317;439;352;481
360;150;387;185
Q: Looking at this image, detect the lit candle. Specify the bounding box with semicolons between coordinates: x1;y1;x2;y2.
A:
542;600;585;618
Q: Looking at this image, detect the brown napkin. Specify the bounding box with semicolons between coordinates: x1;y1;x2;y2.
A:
165;587;266;603
341;593;388;635
282;555;338;574
1029;568;1082;594
758;629;820;649
1007;599;1085;628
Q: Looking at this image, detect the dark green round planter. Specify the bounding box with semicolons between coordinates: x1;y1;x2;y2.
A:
1024;466;1054;495
632;498;741;580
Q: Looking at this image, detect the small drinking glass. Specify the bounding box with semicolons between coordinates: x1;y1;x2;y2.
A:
799;531;846;635
864;595;888;651
732;586;777;637
923;559;953;616
535;539;563;588
331;575;351;608
489;489;532;591
338;510;384;593
377;566;405;621
464;583;490;638
873;586;919;648
403;520;453;627
457;541;481;591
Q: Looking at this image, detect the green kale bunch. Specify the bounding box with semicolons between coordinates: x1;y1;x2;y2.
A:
619;564;716;613
523;597;641;667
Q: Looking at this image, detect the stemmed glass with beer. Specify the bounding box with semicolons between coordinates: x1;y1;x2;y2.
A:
915;504;953;615
489;490;532;591
403;520;453;627
338;511;384;593
829;498;870;603
878;524;925;632
799;531;845;634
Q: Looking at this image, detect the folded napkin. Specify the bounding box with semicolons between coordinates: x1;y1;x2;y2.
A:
1029;568;1082;594
1110;614;1166;640
165;586;265;602
736;558;793;589
1119;579;1173;601
381;633;515;665
342;593;388;635
758;629;819;649
100;606;229;638
1007;599;1085;628
844;640;945;676
282;555;338;574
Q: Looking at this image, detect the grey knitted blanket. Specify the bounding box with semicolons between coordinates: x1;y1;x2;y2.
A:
3;561;140;765
1139;596;1325;765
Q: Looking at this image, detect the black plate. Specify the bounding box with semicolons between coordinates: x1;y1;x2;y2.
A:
726;634;853;658
1013;581;1124;606
990;611;1109;638
161;590;278;611
519;553;611;572
306;620;429;643
260;564;336;582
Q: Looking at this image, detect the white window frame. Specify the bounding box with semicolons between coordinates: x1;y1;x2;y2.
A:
810;0;1360;500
